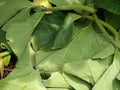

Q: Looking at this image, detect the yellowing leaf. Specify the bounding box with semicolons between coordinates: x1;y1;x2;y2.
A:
33;0;52;14
0;57;4;78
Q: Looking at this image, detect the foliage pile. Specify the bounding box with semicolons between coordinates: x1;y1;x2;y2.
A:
0;0;120;90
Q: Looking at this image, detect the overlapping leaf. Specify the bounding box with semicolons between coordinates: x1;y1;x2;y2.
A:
6;10;44;59
36;25;114;72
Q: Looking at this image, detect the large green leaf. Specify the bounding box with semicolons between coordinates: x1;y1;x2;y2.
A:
0;66;47;90
32;12;81;51
95;0;120;15
92;50;120;90
0;0;34;27
36;25;114;72
6;11;44;59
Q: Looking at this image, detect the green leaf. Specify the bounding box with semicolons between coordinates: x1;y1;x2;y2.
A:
43;72;70;88
37;26;113;72
0;0;34;27
104;11;120;30
92;50;120;90
116;73;120;80
2;8;31;31
0;30;10;50
3;54;11;66
92;45;115;59
35;50;53;66
31;11;65;51
0;30;6;44
95;0;120;15
53;13;81;49
63;72;92;90
0;66;47;90
6;11;44;59
16;43;35;68
63;57;112;85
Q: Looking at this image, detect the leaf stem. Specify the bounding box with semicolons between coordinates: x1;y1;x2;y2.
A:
93;14;120;49
84;15;120;41
99;20;119;41
44;5;96;13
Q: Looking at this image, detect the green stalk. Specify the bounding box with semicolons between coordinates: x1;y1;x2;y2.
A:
84;15;120;41
93;14;120;49
99;20;119;41
44;5;96;14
